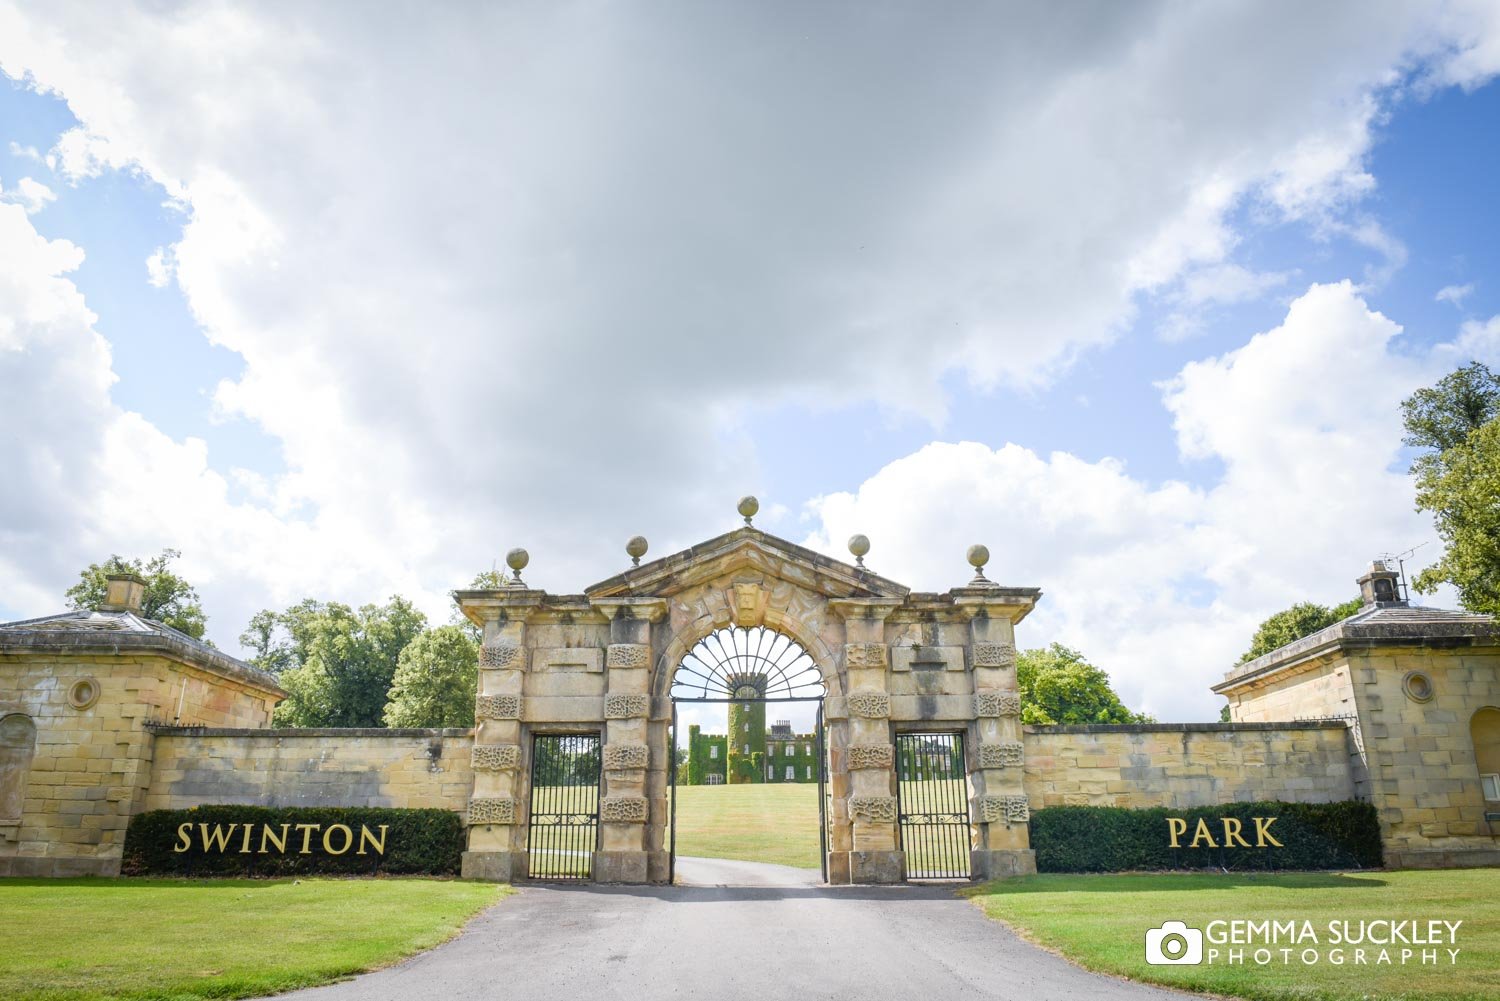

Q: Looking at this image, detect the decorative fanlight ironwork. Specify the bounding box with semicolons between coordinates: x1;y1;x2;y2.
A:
670;626;825;702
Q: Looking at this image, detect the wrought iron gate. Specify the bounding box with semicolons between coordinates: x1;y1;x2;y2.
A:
895;731;971;879
527;733;601;881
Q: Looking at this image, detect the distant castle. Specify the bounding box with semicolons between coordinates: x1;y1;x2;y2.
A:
684;710;818;785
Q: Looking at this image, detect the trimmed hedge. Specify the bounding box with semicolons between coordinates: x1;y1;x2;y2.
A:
1030;800;1382;873
122;805;465;877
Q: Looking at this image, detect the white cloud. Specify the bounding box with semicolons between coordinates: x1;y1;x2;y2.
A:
1436;282;1475;306
144;246;173;287
804;283;1463;722
0;175;55;214
6;140;42;162
0;3;1498;654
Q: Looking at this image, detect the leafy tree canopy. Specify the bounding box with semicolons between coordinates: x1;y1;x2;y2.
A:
65;548;208;640
1402;362;1500;615
1410;418;1500;614
1401;361;1500;455
383;625;480;728
253;597;427;728
1238;598;1363;664
1016;644;1153;725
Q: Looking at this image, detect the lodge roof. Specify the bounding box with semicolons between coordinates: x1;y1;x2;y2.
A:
1213;599;1499;695
0;608;286;698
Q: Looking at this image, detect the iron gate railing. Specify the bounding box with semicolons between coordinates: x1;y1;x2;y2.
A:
895;731;971;880
527;733;601;881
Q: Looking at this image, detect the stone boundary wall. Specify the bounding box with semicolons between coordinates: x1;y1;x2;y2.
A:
1022;721;1358;809
142;727;474;813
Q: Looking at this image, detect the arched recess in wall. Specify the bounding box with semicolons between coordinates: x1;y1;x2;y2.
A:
0;713;38;823
1470;707;1500;804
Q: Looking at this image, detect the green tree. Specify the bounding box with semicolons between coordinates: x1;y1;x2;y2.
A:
256;597;427;728
1238;598;1363;663
1016;644;1153;725
383;625;480;728
1410;419;1500;614
1401;361;1500;455
65;548;208;640
1402;363;1500;615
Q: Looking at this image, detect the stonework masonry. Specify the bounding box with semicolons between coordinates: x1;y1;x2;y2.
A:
3;548;1497;884
143;728;474;813
1215;573;1500;869
1023;722;1356;809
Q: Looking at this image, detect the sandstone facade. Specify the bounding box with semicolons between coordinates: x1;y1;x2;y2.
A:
3;550;1497;883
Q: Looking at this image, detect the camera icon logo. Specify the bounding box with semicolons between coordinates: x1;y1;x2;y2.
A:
1145;921;1204;965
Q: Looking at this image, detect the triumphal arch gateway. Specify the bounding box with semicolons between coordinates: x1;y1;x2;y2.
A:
455;514;1039;884
3;500;1500;881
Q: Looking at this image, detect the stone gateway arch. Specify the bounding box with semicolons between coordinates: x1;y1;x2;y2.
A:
5;510;1497;880
454;522;1040;884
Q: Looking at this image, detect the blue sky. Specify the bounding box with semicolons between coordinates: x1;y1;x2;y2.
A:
2;3;1498;728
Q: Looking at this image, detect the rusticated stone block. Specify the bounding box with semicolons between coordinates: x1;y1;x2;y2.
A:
468;797;516;825
847;744;894;770
601;796;648;822
977;795;1029;824
480;645;522;669
974;692;1021;717
476;694;521;719
847;693;891;718
471;744;521;771
849;796;898;823
978;742;1024;768
606;643;649;668
603;743;649;770
971;642;1016;668
845;643;888;668
604;694;649;719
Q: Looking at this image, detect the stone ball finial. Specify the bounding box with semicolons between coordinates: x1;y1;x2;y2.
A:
848;533;870;568
626;535;649;566
737;495;759;525
505;547;529;585
966;543;992;585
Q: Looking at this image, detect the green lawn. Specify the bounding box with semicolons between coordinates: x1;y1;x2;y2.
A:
969;870;1500;1001
0;877;507;1001
671;783;821;869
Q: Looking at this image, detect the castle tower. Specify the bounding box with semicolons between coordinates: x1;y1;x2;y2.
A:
726;673;767;783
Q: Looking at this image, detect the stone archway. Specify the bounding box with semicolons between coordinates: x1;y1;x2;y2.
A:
454;524;1041;885
661;624;830;878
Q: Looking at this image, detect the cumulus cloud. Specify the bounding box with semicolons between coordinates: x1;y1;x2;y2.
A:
0;175;55;213
144;246;173;288
804;283;1469;721
1436;282;1475;306
0;3;1498;653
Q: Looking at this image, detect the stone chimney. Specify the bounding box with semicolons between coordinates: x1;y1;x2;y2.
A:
100;572;146;614
1356;561;1404;608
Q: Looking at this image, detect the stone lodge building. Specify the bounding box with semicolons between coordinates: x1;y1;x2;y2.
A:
2;520;1498;881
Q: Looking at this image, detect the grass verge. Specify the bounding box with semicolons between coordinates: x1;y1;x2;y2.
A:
968;869;1500;1001
671;783;821;869
0;876;507;1001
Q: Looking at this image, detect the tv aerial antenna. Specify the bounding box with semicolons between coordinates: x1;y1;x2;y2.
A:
1379;542;1428;603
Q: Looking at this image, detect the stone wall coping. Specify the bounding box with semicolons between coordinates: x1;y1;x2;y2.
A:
145;725;474;738
1213;604;1500;695
1024;720;1348;735
0;615;286;698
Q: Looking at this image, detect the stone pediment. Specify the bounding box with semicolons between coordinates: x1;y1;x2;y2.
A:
586;527;909;602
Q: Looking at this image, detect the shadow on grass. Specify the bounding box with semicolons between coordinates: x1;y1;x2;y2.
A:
965;871;1391;896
